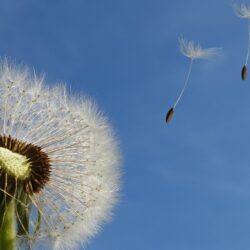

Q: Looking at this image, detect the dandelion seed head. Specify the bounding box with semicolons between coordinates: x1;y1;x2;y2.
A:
234;3;250;18
0;60;121;249
179;38;219;60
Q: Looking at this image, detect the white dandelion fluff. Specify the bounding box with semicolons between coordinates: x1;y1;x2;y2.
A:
179;38;218;60
234;3;250;18
234;3;250;80
166;38;218;123
0;61;120;250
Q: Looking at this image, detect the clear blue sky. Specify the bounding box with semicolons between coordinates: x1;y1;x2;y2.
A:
1;0;250;249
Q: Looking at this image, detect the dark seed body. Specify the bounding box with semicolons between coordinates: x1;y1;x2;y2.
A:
166;107;174;123
242;65;247;80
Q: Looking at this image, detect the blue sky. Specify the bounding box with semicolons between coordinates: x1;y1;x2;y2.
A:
1;0;250;249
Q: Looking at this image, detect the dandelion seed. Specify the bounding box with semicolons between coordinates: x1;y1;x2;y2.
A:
234;3;250;80
0;61;121;250
166;38;218;124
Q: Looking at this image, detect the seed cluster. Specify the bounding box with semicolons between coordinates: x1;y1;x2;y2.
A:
0;63;120;249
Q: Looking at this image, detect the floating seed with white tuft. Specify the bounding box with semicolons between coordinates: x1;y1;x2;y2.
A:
165;38;218;124
234;4;250;80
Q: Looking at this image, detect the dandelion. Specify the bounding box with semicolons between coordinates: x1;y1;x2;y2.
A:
166;38;218;123
234;3;250;80
0;61;121;250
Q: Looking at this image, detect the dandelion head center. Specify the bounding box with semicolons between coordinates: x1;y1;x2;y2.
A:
0;147;31;180
0;135;51;195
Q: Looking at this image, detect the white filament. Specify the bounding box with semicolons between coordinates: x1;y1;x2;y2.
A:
245;18;250;65
173;59;194;108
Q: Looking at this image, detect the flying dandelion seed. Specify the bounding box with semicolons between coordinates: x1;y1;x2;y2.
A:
234;3;250;80
165;38;218;123
0;61;121;250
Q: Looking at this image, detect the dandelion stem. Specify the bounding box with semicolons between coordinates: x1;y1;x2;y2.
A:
0;200;17;250
173;59;194;108
245;18;250;65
